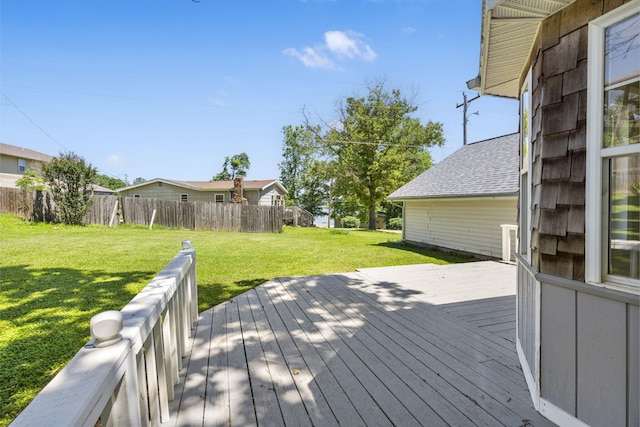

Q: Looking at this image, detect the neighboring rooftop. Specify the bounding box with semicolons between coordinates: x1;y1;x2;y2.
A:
117;178;287;193
0;143;54;163
388;133;519;200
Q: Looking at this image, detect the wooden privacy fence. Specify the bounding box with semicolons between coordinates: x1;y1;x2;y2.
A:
10;241;198;427
121;197;284;233
283;206;314;227
0;188;118;225
0;188;284;232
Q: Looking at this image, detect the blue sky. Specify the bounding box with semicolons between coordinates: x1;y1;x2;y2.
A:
1;0;518;184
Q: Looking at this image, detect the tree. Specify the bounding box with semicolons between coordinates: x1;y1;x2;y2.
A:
229;152;250;178
303;79;444;229
212;153;250;181
15;168;46;219
132;177;146;185
41;151;98;225
96;174;127;190
279;125;338;217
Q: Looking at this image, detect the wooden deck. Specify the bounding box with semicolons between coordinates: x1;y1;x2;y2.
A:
167;261;554;426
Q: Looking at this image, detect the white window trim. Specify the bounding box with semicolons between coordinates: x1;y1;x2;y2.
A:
520;68;533;262
214;193;225;203
181;194;188;202
18;158;26;173
586;1;640;294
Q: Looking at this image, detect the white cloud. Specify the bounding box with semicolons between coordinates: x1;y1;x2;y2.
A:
401;26;417;34
324;30;377;61
283;47;335;69
284;30;376;69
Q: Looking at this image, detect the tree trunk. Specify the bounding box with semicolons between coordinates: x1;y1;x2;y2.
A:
368;200;376;230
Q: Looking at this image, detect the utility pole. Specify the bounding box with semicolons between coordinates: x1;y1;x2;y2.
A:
456;92;480;145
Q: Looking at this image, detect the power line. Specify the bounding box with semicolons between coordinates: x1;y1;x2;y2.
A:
1;91;70;153
1;92;125;181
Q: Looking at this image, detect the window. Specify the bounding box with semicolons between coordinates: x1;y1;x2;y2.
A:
587;3;640;292
134;194;141;198
214;193;224;203
519;69;532;260
18;159;26;173
272;194;284;206
181;194;188;202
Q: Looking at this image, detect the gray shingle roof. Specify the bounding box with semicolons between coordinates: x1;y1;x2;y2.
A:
388;133;519;200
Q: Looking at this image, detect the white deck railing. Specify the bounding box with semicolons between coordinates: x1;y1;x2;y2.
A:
11;241;198;427
500;224;518;262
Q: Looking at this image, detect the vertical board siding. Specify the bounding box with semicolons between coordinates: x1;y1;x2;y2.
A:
576;293;627;426
538;279;639;426
629;305;639;427
516;262;537;376
404;198;517;258
540;283;576;415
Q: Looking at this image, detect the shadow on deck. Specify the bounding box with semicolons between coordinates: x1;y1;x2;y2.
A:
167;261;554;426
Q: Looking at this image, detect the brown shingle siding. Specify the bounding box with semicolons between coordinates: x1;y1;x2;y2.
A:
540;133;569;159
560;0;603;35
541;92;579;135
563;60;588;96
539;206;569;236
569;122;587;151
525;0;597;280
542;30;580;77
558;233;585;255
542;157;572;180
567;206;586;234
542;74;563;106
570;150;587;182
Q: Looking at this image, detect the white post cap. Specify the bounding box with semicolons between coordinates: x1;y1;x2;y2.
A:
90;310;123;348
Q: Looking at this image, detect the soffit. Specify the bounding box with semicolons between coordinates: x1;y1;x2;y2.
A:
476;0;576;98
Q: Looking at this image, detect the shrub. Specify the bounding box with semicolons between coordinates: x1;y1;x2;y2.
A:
341;216;360;228
387;217;403;230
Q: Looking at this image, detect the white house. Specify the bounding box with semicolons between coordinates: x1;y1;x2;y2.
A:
388;133;519;259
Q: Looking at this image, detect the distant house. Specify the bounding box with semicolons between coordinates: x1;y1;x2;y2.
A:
0;143;53;188
469;1;639;426
388;133;519;259
116;178;287;206
0;143;114;194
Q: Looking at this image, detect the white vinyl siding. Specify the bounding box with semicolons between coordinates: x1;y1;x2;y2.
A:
404;198;517;259
258;187;284;206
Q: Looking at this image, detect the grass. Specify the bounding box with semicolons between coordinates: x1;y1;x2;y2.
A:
0;213;472;425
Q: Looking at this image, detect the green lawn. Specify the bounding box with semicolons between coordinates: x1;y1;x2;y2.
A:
0;213;472;425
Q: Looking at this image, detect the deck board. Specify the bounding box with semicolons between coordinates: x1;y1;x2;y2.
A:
166;261;555;426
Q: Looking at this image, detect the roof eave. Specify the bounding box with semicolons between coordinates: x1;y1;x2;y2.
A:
470;0;577;98
387;192;518;201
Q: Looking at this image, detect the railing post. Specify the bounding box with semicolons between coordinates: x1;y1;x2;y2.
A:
10;242;196;427
500;224;518;262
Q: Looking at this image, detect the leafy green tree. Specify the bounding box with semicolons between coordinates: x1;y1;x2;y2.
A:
15;168;46;219
304;78;444;229
41;151;98;225
279;125;315;204
96;174;127;190
230;152;250;178
15;168;46;192
132;177;146;185
212;153;250;181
